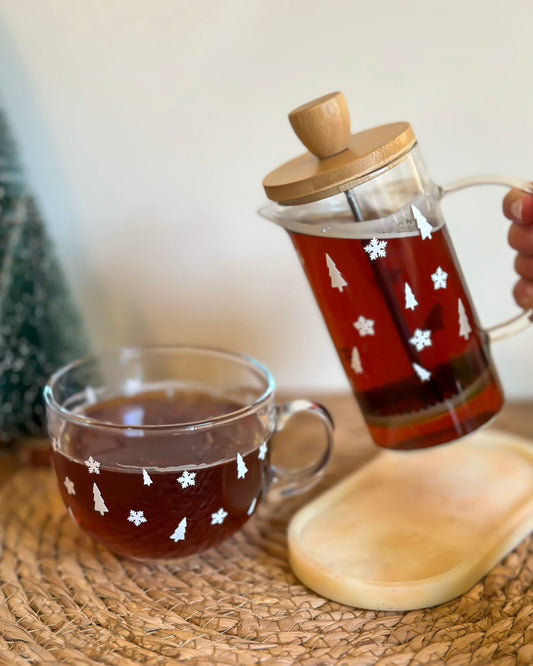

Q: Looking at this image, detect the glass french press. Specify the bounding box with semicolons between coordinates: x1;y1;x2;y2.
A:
260;92;532;450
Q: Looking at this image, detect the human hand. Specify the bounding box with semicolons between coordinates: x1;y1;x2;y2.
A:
504;186;533;309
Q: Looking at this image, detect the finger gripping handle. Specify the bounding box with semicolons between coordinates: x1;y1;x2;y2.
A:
440;175;533;343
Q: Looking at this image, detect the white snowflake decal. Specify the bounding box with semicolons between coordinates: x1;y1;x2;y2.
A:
364;237;387;261
64;477;75;495
127;510;147;527
353;315;375;337
258;442;268;460
85;456;101;474
211;508;228;525
409;328;433;351
177;470;196;489
431;266;448;290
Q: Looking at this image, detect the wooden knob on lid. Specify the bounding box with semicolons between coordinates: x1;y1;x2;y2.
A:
263;91;416;205
289;91;351;159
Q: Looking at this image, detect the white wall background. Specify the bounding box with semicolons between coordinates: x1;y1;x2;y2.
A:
0;0;532;396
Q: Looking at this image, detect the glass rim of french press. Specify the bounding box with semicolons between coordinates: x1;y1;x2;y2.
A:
43;345;277;433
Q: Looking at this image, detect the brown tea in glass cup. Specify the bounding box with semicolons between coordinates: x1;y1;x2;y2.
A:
44;346;333;561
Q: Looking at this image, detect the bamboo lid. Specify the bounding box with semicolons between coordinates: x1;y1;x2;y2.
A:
263;92;416;205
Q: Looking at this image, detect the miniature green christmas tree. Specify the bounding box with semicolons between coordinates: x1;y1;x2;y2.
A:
0;106;88;443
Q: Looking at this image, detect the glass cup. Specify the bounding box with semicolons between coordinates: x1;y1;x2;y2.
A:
44;346;334;561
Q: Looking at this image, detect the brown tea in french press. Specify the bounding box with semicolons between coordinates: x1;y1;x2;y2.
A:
261;92;532;450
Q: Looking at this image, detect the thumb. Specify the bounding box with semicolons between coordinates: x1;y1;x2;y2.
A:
503;185;533;224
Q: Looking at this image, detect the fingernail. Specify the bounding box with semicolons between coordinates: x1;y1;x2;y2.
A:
511;197;523;221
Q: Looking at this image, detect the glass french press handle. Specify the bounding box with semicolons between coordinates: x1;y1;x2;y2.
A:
439;176;533;343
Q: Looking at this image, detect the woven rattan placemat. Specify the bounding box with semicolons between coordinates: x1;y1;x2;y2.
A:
1;397;533;665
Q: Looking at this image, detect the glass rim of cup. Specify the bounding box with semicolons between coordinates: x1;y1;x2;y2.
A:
43;345;277;433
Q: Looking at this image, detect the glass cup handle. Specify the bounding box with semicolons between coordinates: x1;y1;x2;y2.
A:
269;399;334;500
439;175;533;343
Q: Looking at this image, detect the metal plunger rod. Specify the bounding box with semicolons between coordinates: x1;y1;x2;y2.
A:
345;189;364;221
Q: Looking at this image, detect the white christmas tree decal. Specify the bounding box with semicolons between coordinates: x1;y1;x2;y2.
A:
413;363;431;382
409;328;432;351
64;477;76;495
127;510;147;526
353;315;375;337
177;470;196;488
364;237;387;260
170;517;187;542
211;508;228;525
93;483;109;515
404;283;419;310
142;468;153;486
350;347;363;374
412;205;433;240
325;254;347;292
85;385;97;405
458;298;472;340
237;453;248;479
247;497;257;516
258;442;268;460
431;266;448;290
124;376;141;395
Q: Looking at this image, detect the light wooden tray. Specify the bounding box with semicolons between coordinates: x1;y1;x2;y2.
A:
289;429;533;611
